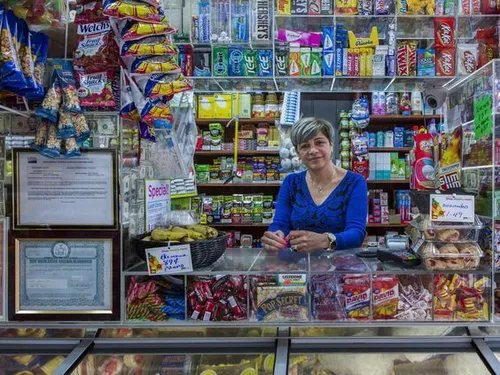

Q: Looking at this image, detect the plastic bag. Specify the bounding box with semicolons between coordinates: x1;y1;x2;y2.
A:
120;35;177;56
40;123;61;158
103;0;167;23
62;137;81;157
8;0;65;30
76;70;116;108
125;55;181;75
35;79;61;123
74;20;119;73
134;73;192;99
30;119;49;151
73;113;91;143
0;9;27;90
18;28;37;93
120;84;140;121
56;110;77;139
162;211;199;227
26;31;48;99
112;18;175;41
75;0;108;24
53;59;82;113
172;101;197;175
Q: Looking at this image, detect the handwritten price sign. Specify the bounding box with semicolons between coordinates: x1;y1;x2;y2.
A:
474;93;493;139
430;194;475;223
146;244;193;275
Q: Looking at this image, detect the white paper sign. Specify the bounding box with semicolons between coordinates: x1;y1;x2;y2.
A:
430;194;475;223
145;244;193;275
145;179;171;231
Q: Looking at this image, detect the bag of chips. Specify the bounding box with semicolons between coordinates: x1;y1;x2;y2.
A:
73;113;91;143
0;9;27;90
112;18;176;41
18;27;37;93
62;137;81;157
103;0;167;23
35;79;61;123
75;0;108;24
126;55;181;75
120;84;140;120
57;110;77;139
26;31;49;99
40;123;61;158
120;35;177;56
134;73;192;99
76;70;116;108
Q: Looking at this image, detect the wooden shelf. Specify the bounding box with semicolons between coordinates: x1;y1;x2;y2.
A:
198;183;281;188
195;150;279;156
196;118;276;125
367;223;408;228
210;223;269;227
367;179;409;184
369;115;441;123
368;147;411;152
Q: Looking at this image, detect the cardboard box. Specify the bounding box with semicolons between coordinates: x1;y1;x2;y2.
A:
213;94;233;118
235;93;252;118
197;95;215;118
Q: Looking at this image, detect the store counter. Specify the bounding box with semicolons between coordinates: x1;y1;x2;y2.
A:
124;248;492;324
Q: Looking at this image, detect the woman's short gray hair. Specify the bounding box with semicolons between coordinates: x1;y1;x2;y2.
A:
290;117;334;147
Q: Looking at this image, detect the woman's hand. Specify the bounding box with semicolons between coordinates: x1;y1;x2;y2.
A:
261;230;287;251
286;230;329;252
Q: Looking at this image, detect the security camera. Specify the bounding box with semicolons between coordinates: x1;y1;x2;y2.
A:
423;85;447;109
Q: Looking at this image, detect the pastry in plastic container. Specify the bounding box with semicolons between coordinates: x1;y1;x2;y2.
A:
416;241;483;270
410;214;483;243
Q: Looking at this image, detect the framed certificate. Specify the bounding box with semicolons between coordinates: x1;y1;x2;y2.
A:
9;232;120;321
13;149;119;230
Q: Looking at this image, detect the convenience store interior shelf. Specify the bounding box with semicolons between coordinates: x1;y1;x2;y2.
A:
368;147;412;152
197;183;282;188
366;180;410;184
204;223;408;228
195;118;277;125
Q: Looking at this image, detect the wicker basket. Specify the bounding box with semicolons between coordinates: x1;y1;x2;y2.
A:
132;231;228;269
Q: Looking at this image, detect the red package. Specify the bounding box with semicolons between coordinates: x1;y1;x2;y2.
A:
434;17;455;48
75;0;108;24
372;276;399;320
407;41;417;75
436;48;456;76
343;275;370;320
397;42;409;76
76;70;116;107
352;156;369;179
477;28;497;67
414;133;436;190
481;0;499;13
74;21;120;73
472;0;481;12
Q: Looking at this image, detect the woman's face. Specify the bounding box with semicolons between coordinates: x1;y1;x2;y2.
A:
297;131;333;171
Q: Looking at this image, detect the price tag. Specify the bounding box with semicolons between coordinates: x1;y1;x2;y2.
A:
145;244;193;275
430;194;475;223
473;93;493;139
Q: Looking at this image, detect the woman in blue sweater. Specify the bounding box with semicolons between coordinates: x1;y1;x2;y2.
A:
261;117;368;252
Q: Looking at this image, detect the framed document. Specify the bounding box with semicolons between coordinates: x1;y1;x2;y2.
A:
0;218;6;321
9;232;120;321
13;149;119;230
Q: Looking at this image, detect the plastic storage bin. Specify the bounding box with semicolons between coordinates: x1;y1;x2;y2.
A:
410;215;483;243
415;241;483;271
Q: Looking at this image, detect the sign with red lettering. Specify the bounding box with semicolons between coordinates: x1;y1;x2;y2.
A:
145;179;171;231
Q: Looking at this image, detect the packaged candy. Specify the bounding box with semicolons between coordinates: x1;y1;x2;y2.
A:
436;47;455;76
311;274;345;320
336;0;357;13
310;48;322;76
75;0;108;24
458;0;470;14
414;133;436;189
417;48;435;76
397;0;407;13
351;95;370;128
397;41;417;76
373;276;399;320
375;0;392;14
8;0;65;29
0;9;26;89
62;137;81;157
35;80;62;123
257;50;273;77
228;48;244;76
198;1;211;43
76;70;116;108
40;124;61;158
348;27;379;49
127;55;181;75
352;156;369;179
120;35;177;56
457;44;478;75
343;275;371;320
477;28;496;68
242;49;257;76
434;17;455;48
193;46;211;76
399;92;411;115
53;59;82;113
30;120;49;152
275;43;289;76
322;26;334;50
213;46;229;76
358;0;373;14
134;73;192;99
113;19;176;41
438;126;462;190
139;121;156;141
481;0;499;13
74;20;119;73
396;275;432;320
276;28;322;47
103;0;167;23
323;50;334;76
57;110;77;139
407;0;430;14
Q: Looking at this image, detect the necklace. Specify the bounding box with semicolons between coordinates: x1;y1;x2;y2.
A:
308;172;334;194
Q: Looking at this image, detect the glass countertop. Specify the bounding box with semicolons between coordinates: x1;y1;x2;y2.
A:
0;354;66;374
99;327;278;339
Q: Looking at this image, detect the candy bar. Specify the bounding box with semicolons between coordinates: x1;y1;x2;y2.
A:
436;47;456;76
277;28;322;47
275;43;289;76
434;17;455;48
213;46;229;76
417;48;435;76
289;43;301;76
243;49;257;76
300;47;311;76
322;26;334;50
334;48;343;76
229;48;244;76
310;48;322;76
324;50;334;76
457;44;478;75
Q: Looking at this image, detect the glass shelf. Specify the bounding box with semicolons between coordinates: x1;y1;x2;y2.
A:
275;77;334;92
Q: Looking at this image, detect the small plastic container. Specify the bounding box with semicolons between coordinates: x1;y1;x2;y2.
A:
415;241;483;271
410;215;483;243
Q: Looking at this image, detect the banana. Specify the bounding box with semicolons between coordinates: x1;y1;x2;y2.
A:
171;226;205;240
186;225;218;239
151;228;187;241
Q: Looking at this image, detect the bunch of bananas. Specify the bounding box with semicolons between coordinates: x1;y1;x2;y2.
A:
148;225;219;243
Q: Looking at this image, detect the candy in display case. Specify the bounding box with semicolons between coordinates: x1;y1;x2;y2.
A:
433;273;490;321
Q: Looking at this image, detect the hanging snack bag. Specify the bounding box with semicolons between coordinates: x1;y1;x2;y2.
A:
413;133;436;190
27;31;49;99
134;73;192;99
0;9;26;89
120;35;177;56
53;59;82;113
18;25;37;93
57;110;77;139
139;121;156;142
75;0;108;24
40;123;61;158
126;55;181;75
103;0;167;23
113;19;176;41
30;120;49;152
74;20;119;73
76;70;116;108
35;79;62;123
73;114;91;143
62;138;81;157
120;84;140;120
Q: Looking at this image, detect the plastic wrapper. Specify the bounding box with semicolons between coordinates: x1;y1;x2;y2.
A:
53;59;82;113
172;101;197;176
434;17;454;48
134;73;191;99
35;79;62;123
75;0;108;24
411;214;483;242
74;20;119;73
477;28;497;68
413;133;436;189
27;31;49;99
120;35;177;56
56;110;77;139
139;121;155;141
103;0;167;23
372;276;399;320
162;211;199;227
311;274;346;320
8;0;65;29
73;114;91;143
457;43;478;75
188;275;247;321
416;241;482;270
343;274;370;320
120;85;140;121
76;70;116;108
125;55;181;75
62;137;81;157
0;9;26;90
30;120;49;151
40;123;61;158
433;274;488;321
112;18;176;41
18;27;37;93
396;275;432;320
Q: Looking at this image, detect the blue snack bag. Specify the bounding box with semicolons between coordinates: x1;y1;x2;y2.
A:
26;31;49;100
40;124;61;158
62;138;81;157
323;50;334;76
35;79;61;123
0;10;27;91
53;59;82;114
229;48;244;76
257;50;273;76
